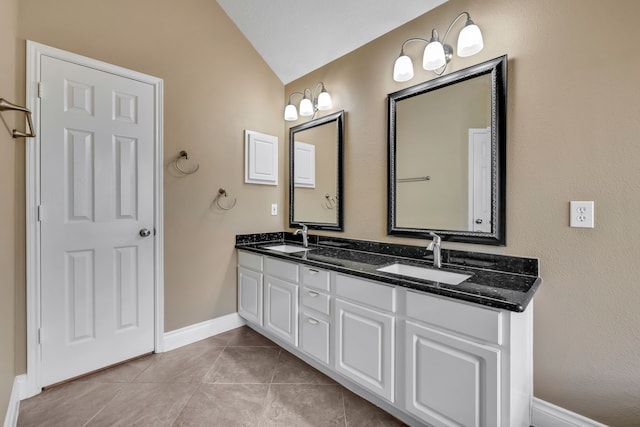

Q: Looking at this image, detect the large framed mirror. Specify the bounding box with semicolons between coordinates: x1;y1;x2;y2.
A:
289;110;344;231
388;55;507;245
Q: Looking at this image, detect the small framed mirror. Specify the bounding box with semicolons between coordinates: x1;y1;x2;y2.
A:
289;111;344;231
388;56;507;245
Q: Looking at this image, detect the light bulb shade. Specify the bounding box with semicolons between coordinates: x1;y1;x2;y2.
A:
457;23;483;57
423;41;446;70
317;91;332;110
284;103;298;121
299;98;314;116
393;55;414;82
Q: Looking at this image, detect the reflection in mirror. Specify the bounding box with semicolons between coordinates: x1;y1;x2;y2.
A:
290;111;344;231
388;56;506;245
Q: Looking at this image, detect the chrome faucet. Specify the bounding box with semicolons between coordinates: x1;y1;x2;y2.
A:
294;224;309;248
427;232;442;268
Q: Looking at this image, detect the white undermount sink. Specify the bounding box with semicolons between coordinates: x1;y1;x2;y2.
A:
263;244;312;253
377;263;471;285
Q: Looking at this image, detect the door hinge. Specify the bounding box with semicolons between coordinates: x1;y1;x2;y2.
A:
37;205;43;222
37;82;43;99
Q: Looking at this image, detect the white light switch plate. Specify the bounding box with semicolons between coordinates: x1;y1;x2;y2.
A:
570;201;594;228
271;203;277;215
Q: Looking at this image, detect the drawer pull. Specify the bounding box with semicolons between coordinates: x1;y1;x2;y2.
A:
307;318;319;325
307;291;319;297
308;269;319;274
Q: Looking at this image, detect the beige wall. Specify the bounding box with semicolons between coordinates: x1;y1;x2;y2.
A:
286;0;640;425
0;0;19;420
15;0;285;369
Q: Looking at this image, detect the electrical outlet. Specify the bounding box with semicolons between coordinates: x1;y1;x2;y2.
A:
271;203;277;216
570;201;594;228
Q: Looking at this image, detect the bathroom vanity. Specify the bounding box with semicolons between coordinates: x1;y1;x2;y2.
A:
236;233;540;427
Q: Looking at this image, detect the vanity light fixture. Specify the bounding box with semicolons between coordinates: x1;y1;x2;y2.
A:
393;12;484;82
284;82;332;121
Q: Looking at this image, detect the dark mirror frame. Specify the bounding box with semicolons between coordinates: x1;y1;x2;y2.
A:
387;55;507;245
289;110;345;231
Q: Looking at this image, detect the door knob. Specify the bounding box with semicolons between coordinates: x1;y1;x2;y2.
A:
139;228;151;237
475;219;483;224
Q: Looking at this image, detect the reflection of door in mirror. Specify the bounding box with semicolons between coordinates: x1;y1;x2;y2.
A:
294;141;316;188
293;121;338;224
395;74;491;231
468;127;491;232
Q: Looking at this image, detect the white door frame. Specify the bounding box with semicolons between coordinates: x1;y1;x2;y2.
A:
24;41;164;398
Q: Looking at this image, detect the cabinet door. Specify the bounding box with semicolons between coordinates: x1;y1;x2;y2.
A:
405;320;500;427
264;275;299;346
238;267;262;325
335;298;394;402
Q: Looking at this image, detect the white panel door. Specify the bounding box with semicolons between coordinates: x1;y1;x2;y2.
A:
238;266;263;325
264;275;298;346
40;55;155;386
335;298;395;402
468;127;492;232
404;321;500;427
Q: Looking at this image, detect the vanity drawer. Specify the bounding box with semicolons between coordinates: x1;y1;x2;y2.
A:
238;251;263;271
302;266;330;292
301;287;330;315
335;274;395;312
406;290;503;345
264;257;299;282
300;311;330;365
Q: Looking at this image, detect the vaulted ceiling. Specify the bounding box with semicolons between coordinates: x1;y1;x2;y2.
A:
216;0;448;84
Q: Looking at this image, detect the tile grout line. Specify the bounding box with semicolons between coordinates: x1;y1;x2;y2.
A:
131;354;156;382
257;347;282;426
168;383;201;426
81;383;127;427
341;387;348;427
199;342;228;384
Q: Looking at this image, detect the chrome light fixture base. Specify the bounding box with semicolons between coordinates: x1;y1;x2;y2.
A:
392;11;484;82
284;82;333;122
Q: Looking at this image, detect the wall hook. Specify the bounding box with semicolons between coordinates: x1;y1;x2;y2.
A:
0;98;36;138
174;150;199;175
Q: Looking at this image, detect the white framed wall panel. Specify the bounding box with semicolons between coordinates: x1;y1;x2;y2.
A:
245;130;278;185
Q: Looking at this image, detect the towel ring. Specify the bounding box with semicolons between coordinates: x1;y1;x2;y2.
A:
214;188;237;210
324;193;337;209
175;150;199;175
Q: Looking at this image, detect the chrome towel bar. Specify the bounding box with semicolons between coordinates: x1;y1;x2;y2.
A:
0;98;36;138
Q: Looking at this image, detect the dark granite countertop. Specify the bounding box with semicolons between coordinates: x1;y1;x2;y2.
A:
235;233;541;313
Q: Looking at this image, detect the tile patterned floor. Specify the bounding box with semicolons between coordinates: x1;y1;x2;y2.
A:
18;326;406;427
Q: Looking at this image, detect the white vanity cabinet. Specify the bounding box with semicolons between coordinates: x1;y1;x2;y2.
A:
236;249;533;427
334;274;396;403
263;257;299;346
237;251;263;325
402;289;532;427
404;321;500;427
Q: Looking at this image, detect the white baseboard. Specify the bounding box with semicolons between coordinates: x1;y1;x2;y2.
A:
162;313;246;352
3;375;26;427
532;398;608;427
